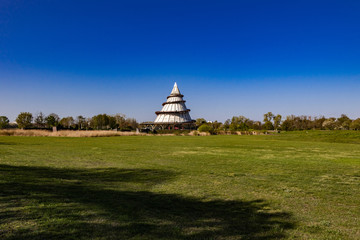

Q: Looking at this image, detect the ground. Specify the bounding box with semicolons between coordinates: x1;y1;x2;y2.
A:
0;131;359;239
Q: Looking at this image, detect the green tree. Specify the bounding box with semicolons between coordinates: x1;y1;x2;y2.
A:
281;119;292;131
263;112;274;130
230;116;249;131
263;121;274;130
46;113;60;128
211;120;222;131
108;116;117;129
313;116;326;130
350;118;360;130
337;114;352;130
322;118;336;130
223;119;231;131
196;118;207;127
252;121;262;130
263;112;274;123
16;112;33;129
60;117;75;129
91;114;110;130
273;114;282;130
0;116;9;129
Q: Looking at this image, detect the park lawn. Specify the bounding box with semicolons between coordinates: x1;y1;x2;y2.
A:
0;132;359;239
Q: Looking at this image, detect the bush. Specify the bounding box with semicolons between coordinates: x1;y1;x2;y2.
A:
173;130;181;136
198;124;214;134
263;121;274;130
154;129;190;135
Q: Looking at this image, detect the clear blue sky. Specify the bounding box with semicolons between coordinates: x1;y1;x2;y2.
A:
1;0;359;122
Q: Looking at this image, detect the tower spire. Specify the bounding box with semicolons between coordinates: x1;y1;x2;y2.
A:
170;82;181;95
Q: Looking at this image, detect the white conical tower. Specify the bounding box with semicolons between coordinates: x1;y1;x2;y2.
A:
154;83;194;124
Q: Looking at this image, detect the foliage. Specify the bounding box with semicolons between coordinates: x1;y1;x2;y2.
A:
281;115;326;131
198;123;214;134
60;117;75;129
281;119;293;131
263;121;274;130
34;112;46;128
91;114;110;130
223;119;231;131
108;116;117;129
195;118;207;127
273;114;282;130
0;116;9;129
230;116;250;131
263;112;274;130
90;114;138;130
76;115;87;129
263;112;274;122
16;112;33;129
211;120;222;130
322;118;337;130
350;118;360;130
337;114;351;130
45;113;60;128
227;116;261;131
8;111;360;132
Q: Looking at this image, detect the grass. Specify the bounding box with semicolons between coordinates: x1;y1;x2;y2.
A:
268;130;360;144
0;131;359;239
0;129;206;137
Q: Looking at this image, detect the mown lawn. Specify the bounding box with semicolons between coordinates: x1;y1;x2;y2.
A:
0;131;359;239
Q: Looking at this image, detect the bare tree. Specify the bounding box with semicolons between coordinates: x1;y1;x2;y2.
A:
34;112;46;128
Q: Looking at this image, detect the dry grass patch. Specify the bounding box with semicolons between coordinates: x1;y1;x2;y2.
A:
0;129;146;137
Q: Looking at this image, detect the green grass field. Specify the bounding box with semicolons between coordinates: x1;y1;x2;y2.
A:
1;131;359;239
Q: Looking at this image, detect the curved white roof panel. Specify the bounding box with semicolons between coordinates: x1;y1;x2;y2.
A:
161;102;187;112
167;96;184;102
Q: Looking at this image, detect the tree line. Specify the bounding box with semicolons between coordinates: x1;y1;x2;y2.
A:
1;111;360;132
0;112;139;130
196;112;360;133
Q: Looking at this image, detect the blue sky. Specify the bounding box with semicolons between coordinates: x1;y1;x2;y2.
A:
1;0;359;122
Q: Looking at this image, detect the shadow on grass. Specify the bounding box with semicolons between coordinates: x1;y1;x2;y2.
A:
0;142;18;145
0;164;295;239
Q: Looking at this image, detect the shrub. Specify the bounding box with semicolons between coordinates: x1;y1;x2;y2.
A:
173;130;181;136
198;124;214;134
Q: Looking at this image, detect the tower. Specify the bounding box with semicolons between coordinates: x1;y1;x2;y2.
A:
153;82;195;129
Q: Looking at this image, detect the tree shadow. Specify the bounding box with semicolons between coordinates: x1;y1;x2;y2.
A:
0;164;295;239
0;142;18;145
